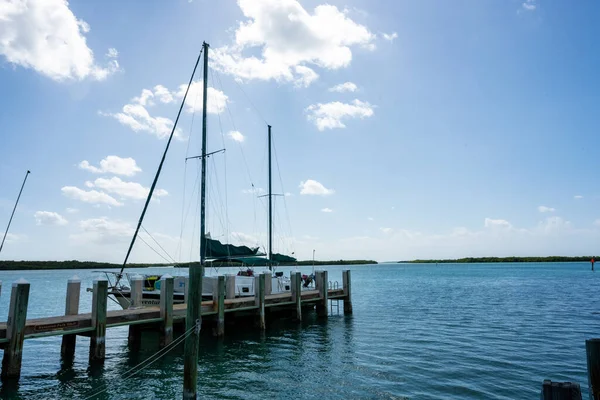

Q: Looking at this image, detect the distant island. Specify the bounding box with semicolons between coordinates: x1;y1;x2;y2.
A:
403;256;598;263
0;259;378;271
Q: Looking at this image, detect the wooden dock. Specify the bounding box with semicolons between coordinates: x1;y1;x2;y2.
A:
0;270;352;384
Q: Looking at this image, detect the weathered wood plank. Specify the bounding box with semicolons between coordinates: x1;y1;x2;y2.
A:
61;276;80;360
315;271;328;318
1;279;30;381
291;272;302;322
160;275;174;347
256;274;266;330
342;270;353;314
214;276;225;337
89;279;108;362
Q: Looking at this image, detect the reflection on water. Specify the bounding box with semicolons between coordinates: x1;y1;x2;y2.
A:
0;264;598;399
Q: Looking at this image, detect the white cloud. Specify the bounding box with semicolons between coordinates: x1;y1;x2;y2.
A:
321;208;333;213
329;82;357;93
574;195;583;199
484;218;512;229
84;181;94;188
231;231;260;246
61;186;123;206
228;130;245;142
34;211;68;226
177;81;228;114
66;208;79;214
3;233;26;244
153;85;174;104
381;32;398;42
211;0;375;87
106;48;118;58
594;219;600;227
368;217;374;221
522;0;536;11
102;82;227;139
380;227;393;234
306;99;374;130
538;206;556;213
299;179;334;195
88;177;168;200
0;0;119;81
79;156;142;176
71;217;133;245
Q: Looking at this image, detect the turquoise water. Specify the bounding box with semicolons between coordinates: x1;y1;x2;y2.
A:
0;262;597;399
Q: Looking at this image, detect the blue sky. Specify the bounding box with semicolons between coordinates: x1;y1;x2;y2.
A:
1;0;599;263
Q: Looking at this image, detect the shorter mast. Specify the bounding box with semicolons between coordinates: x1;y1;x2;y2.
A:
0;170;30;254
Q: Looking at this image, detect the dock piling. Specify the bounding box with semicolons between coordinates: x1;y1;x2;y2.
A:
342;270;353;315
213;276;225;337
61;276;81;360
587;339;600;399
256;274;266;330
291;272;302;321
225;274;236;299
264;273;272;296
89;279;108;362
183;277;189;305
160;274;174;347
0;280;2;296
315;271;328;318
1;279;30;382
128;275;143;348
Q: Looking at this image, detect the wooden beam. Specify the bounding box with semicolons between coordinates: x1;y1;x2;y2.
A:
213;276;225;337
293;272;302;321
1;279;30;382
89;279;108;362
160;274;174;347
342;270;352;315
61;276;80;360
264;272;272;296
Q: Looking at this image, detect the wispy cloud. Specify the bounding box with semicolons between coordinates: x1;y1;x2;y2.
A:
228;130;245;142
321;208;333;213
34;211;68;226
538;205;555;213
574;195;583;199
306;99;374;130
381;32;398;42
61;186;123;207
522;0;536;11
329;82;358;93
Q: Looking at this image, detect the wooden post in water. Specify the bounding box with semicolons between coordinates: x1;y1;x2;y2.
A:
255;274;266;330
61;276;81;360
213;276;225;337
291;272;302;322
541;380;582;400
263;272;272;296
160;274;174;347
0;280;2;296
342;270;353;315
1;279;30;382
587;339;600;399
315;271;328;318
128;275;143;348
89;279;108;362
183;277;189;305
225;274;236;299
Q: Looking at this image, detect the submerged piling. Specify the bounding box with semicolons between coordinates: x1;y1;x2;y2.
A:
89;279;108;363
61;276;81;360
1;279;30;381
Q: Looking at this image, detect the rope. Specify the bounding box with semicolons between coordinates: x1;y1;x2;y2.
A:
272;134;296;255
138;235;173;265
82;321;199;399
141;225;177;264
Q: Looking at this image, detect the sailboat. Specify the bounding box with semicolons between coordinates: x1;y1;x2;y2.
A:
101;43;295;309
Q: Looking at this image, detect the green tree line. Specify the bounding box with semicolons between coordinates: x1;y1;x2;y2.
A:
404;256;599;263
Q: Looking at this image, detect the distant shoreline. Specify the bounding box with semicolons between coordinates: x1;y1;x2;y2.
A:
401;256;598;263
0;259;378;271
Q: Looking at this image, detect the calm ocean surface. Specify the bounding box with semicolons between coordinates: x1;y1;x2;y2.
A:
0;262;597;399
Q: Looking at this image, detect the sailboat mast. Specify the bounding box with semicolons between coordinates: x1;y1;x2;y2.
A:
268;125;273;271
184;41;208;400
0;170;30;254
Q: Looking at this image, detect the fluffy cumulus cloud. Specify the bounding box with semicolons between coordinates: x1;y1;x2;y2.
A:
0;0;119;81
87;177;168;200
101;82;227;139
61;186;123;206
299;179;334;195
211;0;375;87
228;130;245;142
329;82;357;93
306;99;374;130
538;205;556;213
79;156;142;176
34;211;68;226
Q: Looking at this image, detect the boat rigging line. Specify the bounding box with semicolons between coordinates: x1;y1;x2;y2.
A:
0;170;30;254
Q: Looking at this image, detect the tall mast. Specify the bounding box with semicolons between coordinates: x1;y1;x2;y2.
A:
184;41;209;400
117;48;203;283
0;170;30;254
268;125;273;271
